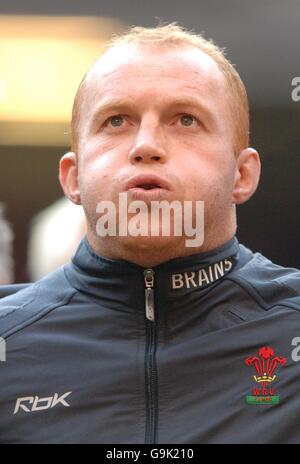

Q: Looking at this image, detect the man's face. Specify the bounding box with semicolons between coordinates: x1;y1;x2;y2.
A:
73;44;240;259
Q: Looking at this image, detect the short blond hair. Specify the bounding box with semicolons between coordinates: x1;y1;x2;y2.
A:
71;22;249;155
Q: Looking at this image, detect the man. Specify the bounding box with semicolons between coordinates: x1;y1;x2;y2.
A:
0;23;299;444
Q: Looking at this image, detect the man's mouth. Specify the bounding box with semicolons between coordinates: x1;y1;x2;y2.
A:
124;174;171;201
125;174;170;191
137;184;160;190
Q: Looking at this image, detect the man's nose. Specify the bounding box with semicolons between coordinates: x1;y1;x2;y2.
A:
128;121;167;164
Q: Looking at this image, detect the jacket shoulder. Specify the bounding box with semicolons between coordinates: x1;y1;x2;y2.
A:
0;267;76;338
228;244;300;311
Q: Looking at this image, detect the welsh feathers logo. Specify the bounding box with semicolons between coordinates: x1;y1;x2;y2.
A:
245;346;286;405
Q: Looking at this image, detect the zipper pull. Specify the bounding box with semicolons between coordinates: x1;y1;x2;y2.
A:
144;268;155;322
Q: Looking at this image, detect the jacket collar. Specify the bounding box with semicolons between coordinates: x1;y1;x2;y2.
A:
65;235;240;311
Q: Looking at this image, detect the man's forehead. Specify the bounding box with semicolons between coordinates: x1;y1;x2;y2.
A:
84;43;224;92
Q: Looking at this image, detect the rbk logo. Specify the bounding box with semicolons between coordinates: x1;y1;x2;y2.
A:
13;391;72;414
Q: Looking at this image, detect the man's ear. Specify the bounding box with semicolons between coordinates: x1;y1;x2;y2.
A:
59;152;81;205
232;148;261;205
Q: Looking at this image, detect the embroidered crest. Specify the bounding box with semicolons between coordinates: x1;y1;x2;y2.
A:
245;346;286;405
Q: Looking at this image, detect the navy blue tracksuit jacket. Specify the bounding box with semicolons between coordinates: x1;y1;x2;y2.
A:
0;236;300;443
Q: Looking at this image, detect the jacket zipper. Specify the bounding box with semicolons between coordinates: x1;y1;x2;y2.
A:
143;268;158;444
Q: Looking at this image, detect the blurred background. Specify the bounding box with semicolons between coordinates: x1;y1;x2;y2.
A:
0;0;299;283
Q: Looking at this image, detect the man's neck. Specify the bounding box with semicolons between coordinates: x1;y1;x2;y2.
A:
86;231;236;267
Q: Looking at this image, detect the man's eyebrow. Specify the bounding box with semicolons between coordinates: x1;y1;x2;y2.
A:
90;99;133;128
93;98;133;112
165;98;216;119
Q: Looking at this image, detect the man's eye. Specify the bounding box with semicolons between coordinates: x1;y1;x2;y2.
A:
180;114;197;126
107;115;124;127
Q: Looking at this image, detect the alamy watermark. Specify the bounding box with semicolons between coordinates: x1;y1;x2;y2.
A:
0;337;6;362
95;193;204;247
291;337;300;362
291;77;300;102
